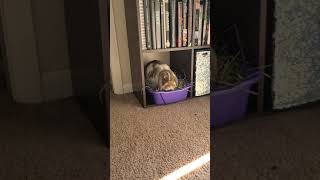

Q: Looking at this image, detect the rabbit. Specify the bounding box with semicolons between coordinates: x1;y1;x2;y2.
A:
145;60;178;91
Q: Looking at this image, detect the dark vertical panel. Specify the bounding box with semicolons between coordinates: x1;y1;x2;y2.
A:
0;13;9;92
64;0;109;145
170;50;193;96
264;0;276;111
124;0;145;107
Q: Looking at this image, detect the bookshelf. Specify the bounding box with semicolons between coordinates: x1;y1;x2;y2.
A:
124;0;211;107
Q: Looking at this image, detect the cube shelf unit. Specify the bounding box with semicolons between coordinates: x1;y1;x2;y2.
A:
124;0;211;107
212;0;268;113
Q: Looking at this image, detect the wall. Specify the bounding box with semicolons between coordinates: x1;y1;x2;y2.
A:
0;0;43;103
31;0;72;101
110;0;132;94
0;0;72;103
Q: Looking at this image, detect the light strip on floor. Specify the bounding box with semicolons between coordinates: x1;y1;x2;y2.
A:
160;152;210;180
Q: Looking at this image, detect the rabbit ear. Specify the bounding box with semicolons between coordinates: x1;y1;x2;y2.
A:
163;72;170;81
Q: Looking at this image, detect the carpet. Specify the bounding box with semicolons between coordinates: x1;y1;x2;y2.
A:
213;104;320;179
0;90;108;180
272;0;320;109
110;93;210;179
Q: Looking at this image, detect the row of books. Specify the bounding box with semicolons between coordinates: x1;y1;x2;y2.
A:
139;0;210;50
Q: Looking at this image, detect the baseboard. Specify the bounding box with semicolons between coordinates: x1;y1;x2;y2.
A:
112;83;133;95
122;83;133;94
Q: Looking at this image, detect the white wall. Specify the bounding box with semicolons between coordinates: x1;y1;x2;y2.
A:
110;0;133;94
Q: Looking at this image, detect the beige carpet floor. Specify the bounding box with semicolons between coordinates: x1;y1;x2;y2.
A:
110;93;210;179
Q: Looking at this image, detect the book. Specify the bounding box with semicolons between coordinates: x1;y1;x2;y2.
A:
155;0;162;49
187;0;194;46
164;0;170;48
195;50;211;96
194;0;200;46
203;0;210;45
198;0;204;46
150;0;157;49
144;0;152;49
207;20;210;45
202;0;208;45
182;0;188;47
170;0;177;48
160;0;166;48
138;0;147;50
177;1;183;47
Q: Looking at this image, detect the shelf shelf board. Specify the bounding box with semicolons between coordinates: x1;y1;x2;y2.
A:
142;45;210;53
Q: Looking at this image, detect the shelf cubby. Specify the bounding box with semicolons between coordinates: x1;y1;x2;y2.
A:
124;0;211;107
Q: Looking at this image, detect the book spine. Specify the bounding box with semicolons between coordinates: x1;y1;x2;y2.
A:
164;0;170;48
150;0;157;49
202;0;208;45
139;0;147;50
177;1;183;47
187;0;193;47
194;0;200;46
155;0;162;49
182;0;188;47
198;0;204;46
144;0;152;49
170;0;176;48
207;18;210;45
160;0;165;48
204;0;210;45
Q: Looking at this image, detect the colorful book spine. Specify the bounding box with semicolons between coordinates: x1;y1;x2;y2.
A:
139;0;147;50
198;0;204;46
170;0;177;48
177;1;183;47
164;0;170;48
194;0;200;46
187;0;194;47
160;0;166;48
150;0;157;49
182;0;188;47
144;0;152;49
155;0;162;49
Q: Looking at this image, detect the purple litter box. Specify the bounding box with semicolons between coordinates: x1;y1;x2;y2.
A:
211;73;260;128
146;84;192;105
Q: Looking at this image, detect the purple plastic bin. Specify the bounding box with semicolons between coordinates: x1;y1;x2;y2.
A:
146;84;192;105
211;73;260;128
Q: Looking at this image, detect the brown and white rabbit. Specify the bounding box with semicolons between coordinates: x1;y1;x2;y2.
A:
145;60;178;91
